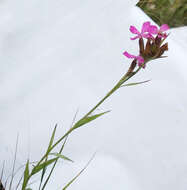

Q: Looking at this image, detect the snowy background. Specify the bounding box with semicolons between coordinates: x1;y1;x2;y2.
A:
0;0;187;189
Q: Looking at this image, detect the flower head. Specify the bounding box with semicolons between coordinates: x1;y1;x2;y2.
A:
130;22;169;41
130;21;152;40
123;51;145;67
148;24;169;39
123;22;169;70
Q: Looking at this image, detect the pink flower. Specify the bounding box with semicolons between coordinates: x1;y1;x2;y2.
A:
130;21;152;40
123;51;145;67
148;24;169;38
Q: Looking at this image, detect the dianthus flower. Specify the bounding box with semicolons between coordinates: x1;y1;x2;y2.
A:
148;24;169;39
130;21;152;40
124;21;169;71
123;51;144;67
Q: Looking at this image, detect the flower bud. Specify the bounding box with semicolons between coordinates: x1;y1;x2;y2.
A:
127;59;137;75
156;43;168;58
155;35;162;46
139;38;144;55
144;39;152;57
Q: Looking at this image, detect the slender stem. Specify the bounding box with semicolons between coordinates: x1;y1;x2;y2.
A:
41;137;68;190
36;129;73;167
41;111;78;190
83;68;140;118
35;66;141;167
83;80;122;118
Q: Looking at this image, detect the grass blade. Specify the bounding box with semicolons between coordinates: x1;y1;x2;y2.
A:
49;153;73;162
22;160;30;190
41;110;78;190
62;153;96;190
121;80;151;87
15;175;23;190
47;124;57;153
39;124;57;190
41;137;68;190
73;111;110;130
31;158;58;176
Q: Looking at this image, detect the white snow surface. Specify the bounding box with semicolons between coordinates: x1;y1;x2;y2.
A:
0;0;187;189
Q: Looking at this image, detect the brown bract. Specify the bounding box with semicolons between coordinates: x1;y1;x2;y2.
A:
139;37;168;61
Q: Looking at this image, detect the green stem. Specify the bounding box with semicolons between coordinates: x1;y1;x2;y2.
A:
41;136;68;190
83;77;123;118
35;66;141;167
84;66;141;117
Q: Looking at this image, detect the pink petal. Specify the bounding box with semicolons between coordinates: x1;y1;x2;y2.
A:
129;26;140;34
137;56;145;68
136;56;144;64
148;25;158;34
123;51;136;59
141;21;151;33
160;24;169;32
142;33;153;39
130;35;140;40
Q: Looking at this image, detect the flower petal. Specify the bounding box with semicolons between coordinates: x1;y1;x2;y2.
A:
129;26;140;34
148;25;158;34
123;51;136;59
142;33;153;39
141;21;150;33
160;24;169;32
130;35;140;40
136;56;144;64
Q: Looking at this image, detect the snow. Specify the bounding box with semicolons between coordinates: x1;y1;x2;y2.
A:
0;0;187;189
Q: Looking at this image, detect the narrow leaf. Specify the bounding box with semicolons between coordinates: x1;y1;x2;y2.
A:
157;56;168;59
22;160;30;190
47;125;57;153
41;110;78;190
39;125;57;190
31;158;58;176
62;153;95;190
73;111;110;130
121;80;150;87
50;153;73;162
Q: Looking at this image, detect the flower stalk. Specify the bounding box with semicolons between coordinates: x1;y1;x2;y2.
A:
34;63;142;168
21;21;170;190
